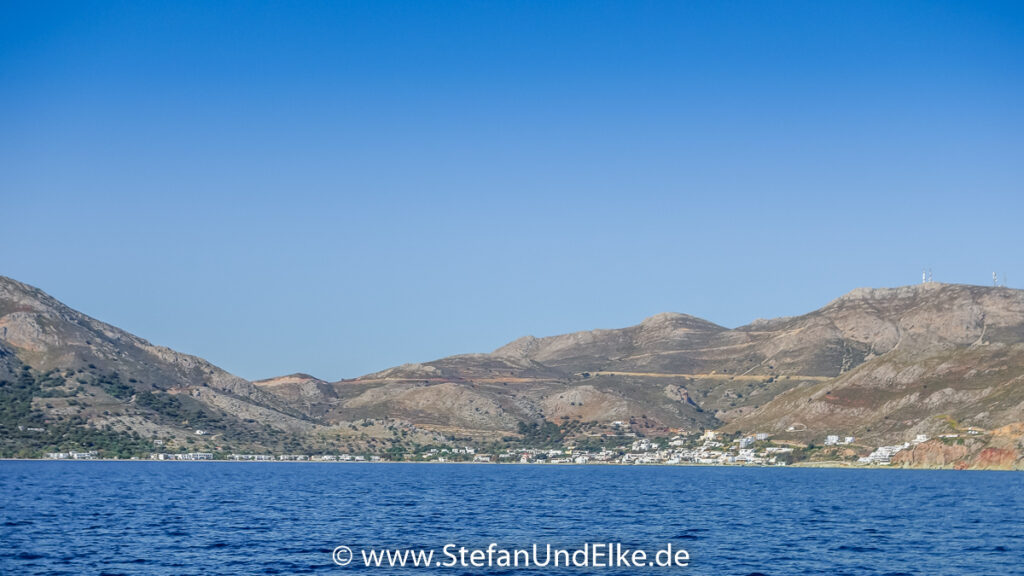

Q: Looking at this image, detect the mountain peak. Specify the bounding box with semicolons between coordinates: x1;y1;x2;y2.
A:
640;312;723;330
641;312;687;324
493;335;540;357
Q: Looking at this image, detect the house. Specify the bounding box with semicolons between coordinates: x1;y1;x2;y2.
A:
858;443;910;465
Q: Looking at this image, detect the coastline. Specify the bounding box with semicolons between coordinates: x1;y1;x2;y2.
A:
1;458;1017;471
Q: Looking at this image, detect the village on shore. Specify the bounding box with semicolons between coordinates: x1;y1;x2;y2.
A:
41;426;955;467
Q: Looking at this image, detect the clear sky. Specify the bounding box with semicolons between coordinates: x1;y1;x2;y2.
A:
2;1;1022;381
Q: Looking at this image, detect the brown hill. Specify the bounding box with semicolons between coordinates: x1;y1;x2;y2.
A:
3;275;1023;466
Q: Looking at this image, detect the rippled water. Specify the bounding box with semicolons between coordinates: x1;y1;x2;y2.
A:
1;462;1022;575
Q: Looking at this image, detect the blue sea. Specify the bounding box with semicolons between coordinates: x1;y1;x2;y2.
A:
1;462;1022;576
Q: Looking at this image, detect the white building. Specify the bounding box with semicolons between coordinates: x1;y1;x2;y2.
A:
858;443;910;465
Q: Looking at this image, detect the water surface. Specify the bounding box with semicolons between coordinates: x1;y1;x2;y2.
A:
1;462;1022;575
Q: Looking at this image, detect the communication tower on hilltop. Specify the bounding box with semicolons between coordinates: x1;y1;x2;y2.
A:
993;272;999;287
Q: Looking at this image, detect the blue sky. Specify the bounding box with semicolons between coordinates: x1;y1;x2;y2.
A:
2;1;1023;380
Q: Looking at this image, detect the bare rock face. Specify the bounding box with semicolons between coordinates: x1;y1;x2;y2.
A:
892;433;1023;470
891;440;972;468
663;384;699;408
970;447;1020;469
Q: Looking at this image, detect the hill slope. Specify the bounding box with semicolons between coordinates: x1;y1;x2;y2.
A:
0;276;318;457
3;275;1023;467
256;282;1024;467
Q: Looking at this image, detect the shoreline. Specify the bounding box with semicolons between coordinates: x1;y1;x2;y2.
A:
0;458;1017;471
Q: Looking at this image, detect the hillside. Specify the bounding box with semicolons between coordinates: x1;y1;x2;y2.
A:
3;275;1023;467
255;282;1024;467
720;285;1024;444
0;276;328;457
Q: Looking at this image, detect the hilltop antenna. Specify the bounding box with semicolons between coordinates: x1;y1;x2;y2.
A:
993;272;998;287
922;269;927;284
928;268;933;283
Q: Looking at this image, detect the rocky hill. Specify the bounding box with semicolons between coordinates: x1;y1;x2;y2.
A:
0;276;323;457
3;275;1023;467
719;285;1024;447
256;282;1024;467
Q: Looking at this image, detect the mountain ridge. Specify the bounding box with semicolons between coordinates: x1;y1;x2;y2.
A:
2;275;1022;467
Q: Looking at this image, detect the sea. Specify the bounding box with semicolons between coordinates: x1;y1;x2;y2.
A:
1;462;1022;576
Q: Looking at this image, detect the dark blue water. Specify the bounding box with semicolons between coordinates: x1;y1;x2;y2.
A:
1;462;1022;576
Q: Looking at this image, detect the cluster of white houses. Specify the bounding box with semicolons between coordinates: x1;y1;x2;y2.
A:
466;431;796;466
42;429;980;466
44;451;98;460
857;434;932;464
422;447;478;462
150;452;214;460
224;453;382;462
